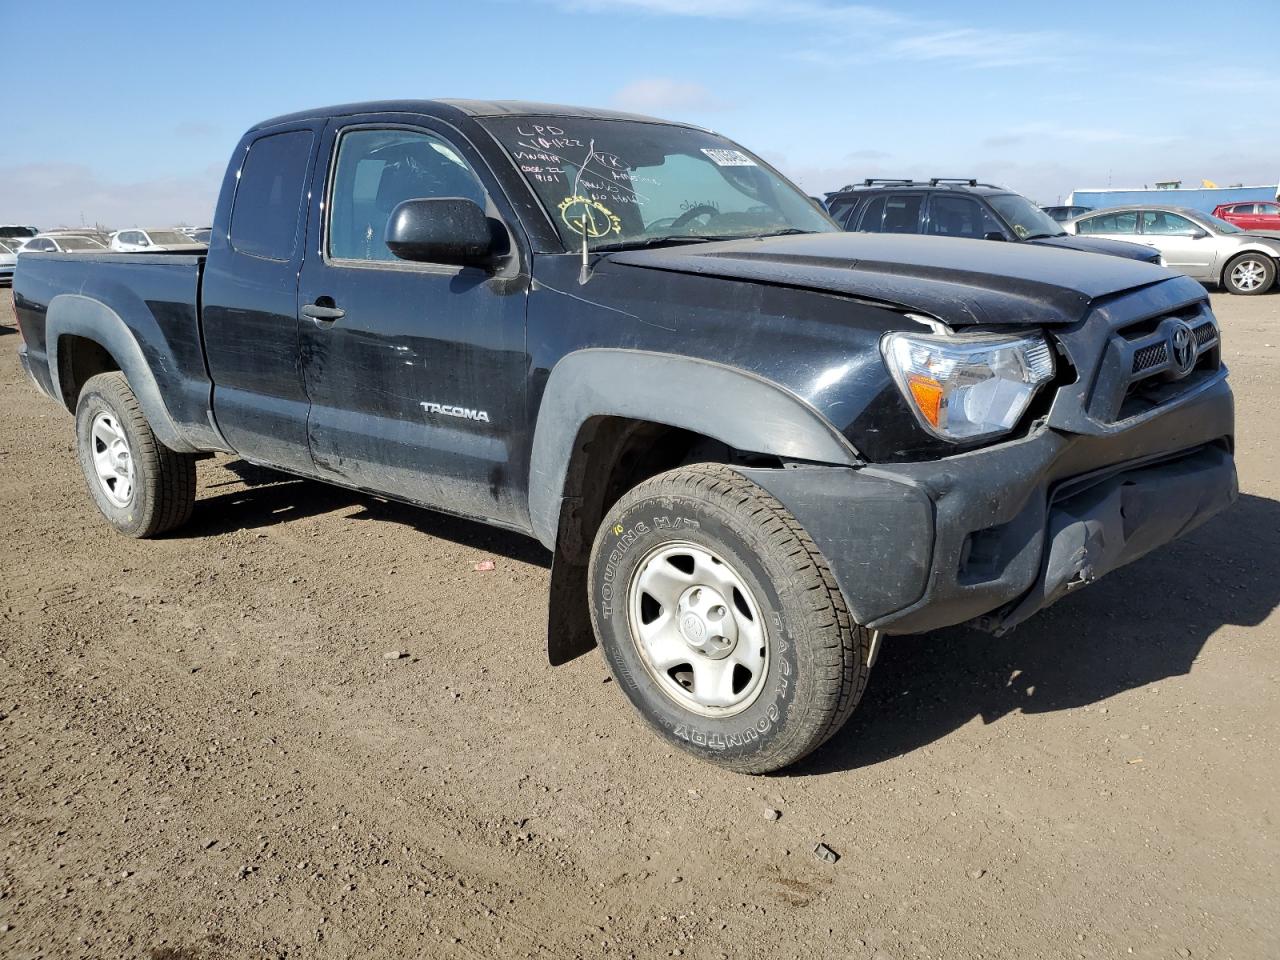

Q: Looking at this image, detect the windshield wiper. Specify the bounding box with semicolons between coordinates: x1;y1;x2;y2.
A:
1024;232;1067;240
592;235;718;252
753;228;819;238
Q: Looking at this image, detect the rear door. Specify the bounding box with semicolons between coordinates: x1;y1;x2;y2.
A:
1138;210;1217;278
296;113;530;527
202;123;322;473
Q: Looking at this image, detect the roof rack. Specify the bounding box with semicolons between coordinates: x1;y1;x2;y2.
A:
861;178;915;187
929;178;978;186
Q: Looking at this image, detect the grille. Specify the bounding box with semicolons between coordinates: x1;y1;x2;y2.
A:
1193;322;1217;346
1132;342;1169;373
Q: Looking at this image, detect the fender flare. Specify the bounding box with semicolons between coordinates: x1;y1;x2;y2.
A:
46;293;198;453
527;348;859;549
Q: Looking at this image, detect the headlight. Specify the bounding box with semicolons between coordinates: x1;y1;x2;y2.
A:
882;331;1055;442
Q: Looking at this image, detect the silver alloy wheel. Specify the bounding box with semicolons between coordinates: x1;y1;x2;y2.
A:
1230;258;1268;292
627;540;768;717
90;411;135;507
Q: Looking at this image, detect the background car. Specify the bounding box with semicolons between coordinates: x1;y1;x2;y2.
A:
0;225;40;246
0;238;19;284
20;234;108;254
1212;201;1280;233
190;227;212;244
1066;205;1280;294
1042;204;1093;222
109;228;204;252
824;180;1160;263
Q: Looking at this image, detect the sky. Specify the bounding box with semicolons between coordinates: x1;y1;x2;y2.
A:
3;0;1278;229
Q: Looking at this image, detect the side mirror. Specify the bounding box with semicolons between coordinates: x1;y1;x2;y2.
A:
1190;228;1209;239
385;197;496;267
984;231;1007;242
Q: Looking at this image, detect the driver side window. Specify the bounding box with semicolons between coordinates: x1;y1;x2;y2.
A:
1140;211;1196;235
328;127;487;263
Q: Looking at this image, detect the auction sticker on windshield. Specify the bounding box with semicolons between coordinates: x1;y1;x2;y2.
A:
700;148;757;167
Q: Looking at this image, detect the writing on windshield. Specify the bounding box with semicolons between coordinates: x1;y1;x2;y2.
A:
482;117;833;250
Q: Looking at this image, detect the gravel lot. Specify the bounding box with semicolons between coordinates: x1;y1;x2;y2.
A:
1;288;1277;960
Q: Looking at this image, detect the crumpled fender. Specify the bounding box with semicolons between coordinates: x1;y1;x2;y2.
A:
527;347;859;549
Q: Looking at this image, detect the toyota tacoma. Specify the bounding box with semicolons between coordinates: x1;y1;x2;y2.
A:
13;100;1237;772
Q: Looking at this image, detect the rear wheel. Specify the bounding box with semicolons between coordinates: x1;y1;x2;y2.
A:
1223;253;1276;295
74;372;197;538
588;463;871;773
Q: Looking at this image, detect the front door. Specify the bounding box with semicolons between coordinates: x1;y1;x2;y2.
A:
1138;210;1218;279
297;117;530;528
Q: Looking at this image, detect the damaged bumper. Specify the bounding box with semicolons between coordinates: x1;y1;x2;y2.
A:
740;374;1237;636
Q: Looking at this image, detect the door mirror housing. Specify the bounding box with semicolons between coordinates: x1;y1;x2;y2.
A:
385;197;496;267
983;231;1007;242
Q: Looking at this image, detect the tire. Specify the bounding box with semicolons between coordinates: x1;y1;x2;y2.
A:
588;463;871;773
1222;253;1276;295
74;372;197;538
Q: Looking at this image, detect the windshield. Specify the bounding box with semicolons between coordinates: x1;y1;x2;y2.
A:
1197;212;1241;234
987;194;1065;240
147;230;192;245
0;240;16;253
57;237;106;250
481;117;835;250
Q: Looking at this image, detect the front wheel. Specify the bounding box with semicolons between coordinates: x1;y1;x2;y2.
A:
588;463;871;773
75;372;197;538
1223;253;1276;295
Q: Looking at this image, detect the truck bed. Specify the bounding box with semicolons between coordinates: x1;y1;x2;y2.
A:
13;250;221;453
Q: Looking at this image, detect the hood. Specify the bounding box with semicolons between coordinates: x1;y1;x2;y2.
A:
604;232;1176;326
1029;233;1158;263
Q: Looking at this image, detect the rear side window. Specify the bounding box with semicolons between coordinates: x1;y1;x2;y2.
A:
854;195;887;232
1077;211;1138;235
826;199;854;226
230;130;314;261
882;194;923;233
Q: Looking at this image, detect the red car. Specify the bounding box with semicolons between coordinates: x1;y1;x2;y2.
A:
1213;200;1280;231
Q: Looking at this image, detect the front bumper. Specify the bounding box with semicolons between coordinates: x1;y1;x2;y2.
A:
740;375;1236;635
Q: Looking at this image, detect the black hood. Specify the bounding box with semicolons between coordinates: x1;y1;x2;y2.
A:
1029;233;1159;263
605;232;1180;326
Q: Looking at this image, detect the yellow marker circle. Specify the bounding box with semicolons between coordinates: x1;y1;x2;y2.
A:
559;195;622;238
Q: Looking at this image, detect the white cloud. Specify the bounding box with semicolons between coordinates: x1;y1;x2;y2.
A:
554;0;1067;68
0;162;221;230
612;78;725;114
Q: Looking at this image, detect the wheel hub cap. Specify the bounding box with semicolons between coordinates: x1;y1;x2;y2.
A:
676;585;735;659
1233;260;1264;291
627;541;768;717
90;411;134;507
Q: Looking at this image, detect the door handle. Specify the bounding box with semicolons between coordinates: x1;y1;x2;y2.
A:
302;300;345;323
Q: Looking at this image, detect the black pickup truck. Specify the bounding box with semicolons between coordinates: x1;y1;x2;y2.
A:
13;100;1237;773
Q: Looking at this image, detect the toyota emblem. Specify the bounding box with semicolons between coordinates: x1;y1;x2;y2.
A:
1168;321;1197;377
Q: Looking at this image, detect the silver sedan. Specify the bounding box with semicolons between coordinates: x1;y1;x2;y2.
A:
1065;204;1280;295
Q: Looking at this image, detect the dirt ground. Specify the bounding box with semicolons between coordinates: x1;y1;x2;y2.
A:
0;289;1277;960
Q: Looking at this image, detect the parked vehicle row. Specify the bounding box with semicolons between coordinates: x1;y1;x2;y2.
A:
0;238;20;285
12;98;1237;773
109;228;205;252
1065;205;1280;295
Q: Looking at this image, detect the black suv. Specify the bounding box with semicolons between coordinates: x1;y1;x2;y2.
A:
825;180;1158;264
